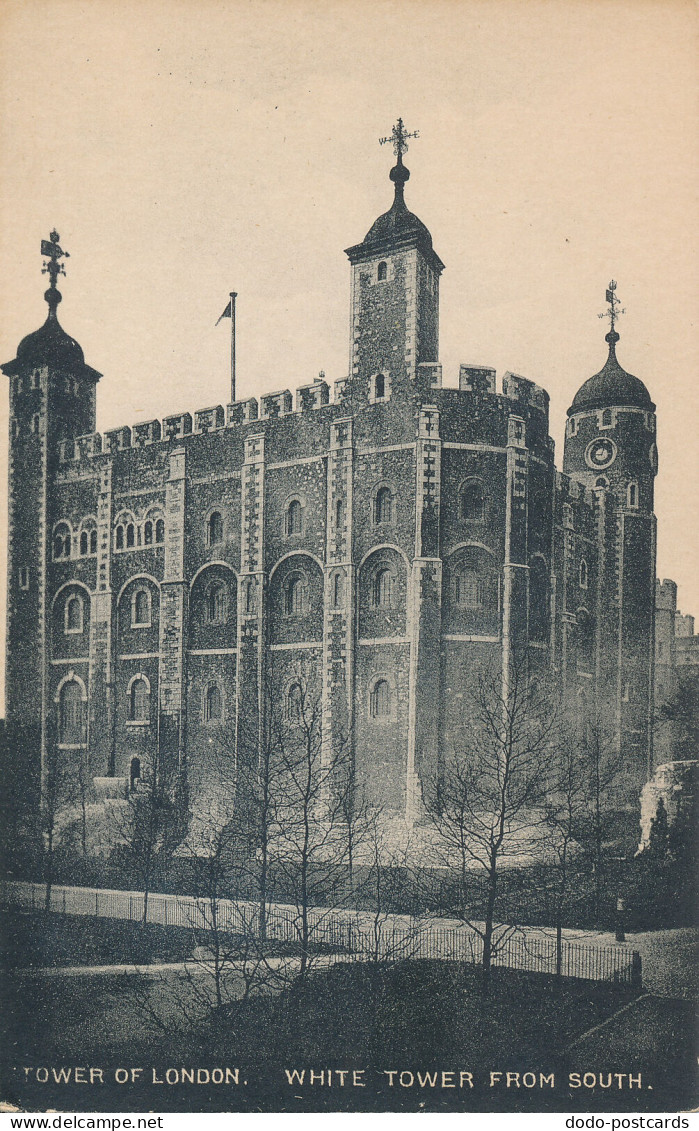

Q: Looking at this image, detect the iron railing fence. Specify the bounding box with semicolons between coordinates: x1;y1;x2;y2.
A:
2;880;642;986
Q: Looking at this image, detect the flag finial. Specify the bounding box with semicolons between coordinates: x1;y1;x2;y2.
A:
40;230;69;318
598;279;626;349
379;118;419;206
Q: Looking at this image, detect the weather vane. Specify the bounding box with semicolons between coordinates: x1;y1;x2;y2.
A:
598;279;625;334
41;230;69;290
379;118;419;159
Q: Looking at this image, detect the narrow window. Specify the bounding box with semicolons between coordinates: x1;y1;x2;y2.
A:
595;476;609;490
205;683;223;722
601;408;613;427
245;578;255;613
627;481;638;508
460;479;486;521
285;574;305;615
155;518;165;543
373;567;393;608
455;568;483;608
335;498;344;529
332;572;343;608
59;681;84;745
80;531;88;556
287;682;303;721
19;567;29;590
286;500;302;536
31;414;40;433
12;421;20;442
116;525;124;550
65;595;83;632
371;679;390;718
54;534;64;559
129;678;149;721
130;756;141;791
374;372;386;400
530;559;550;643
374;486;393;524
144;520;153;545
90;530;97;554
579;559;588;589
377;261;387;281
208;511;224;546
132;589;150;627
205;582;226;624
126;523;135;548
64;533;71;557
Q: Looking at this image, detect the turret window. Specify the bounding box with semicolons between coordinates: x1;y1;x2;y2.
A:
207;510;224;546
18;567;29;590
370;371;390;403
65;594;84;634
374;486;394;525
377;261;388;282
80;531;88;556
370;678;391;719
601;409;614;428
285;499;303;536
460;478;487;522
132;589;151;628
627;481;639;509
332;572;344;608
31;414;40;433
126;523;135;548
53;523;72;559
579;559;588;589
155;518;165;543
128;676;150;722
204;682;223;723
335;498;344;529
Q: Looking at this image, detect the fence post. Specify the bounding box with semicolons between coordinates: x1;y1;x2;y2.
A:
631;951;642;989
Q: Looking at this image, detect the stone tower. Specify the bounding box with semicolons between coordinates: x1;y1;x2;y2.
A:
344;120;444;399
2;232;101;805
563;284;657;785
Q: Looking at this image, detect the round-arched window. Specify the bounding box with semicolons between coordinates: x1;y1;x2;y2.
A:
65;595;83;633
460;479;486;522
285;573;306;615
59;681;84;745
205;582;226;624
374;486;393;524
371;679;391;718
208;511;224;546
132;589;151;627
129;678;149;721
286;500;302;536
204;682;223;723
373;567;393;608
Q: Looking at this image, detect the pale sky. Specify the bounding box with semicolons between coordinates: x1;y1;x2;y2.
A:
0;0;697;707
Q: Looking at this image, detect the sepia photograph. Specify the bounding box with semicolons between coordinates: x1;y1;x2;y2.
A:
0;0;697;1118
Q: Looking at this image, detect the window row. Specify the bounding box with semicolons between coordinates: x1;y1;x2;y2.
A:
115;516;165;551
53;522;97;560
283;677;393;722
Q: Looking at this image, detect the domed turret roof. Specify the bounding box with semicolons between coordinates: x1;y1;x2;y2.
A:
569;330;654;415
16;311;86;371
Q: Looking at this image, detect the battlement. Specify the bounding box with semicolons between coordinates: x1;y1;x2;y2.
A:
54;361;557;467
656;578;678;612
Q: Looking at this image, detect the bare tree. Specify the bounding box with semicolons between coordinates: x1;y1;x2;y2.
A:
425;653;560;989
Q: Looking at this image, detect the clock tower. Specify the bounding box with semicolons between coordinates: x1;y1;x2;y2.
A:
563;283;658;786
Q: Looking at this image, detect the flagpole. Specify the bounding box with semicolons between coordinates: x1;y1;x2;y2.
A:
229;291;238;404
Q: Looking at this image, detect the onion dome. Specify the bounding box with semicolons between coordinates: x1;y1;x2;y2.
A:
2;231;101;381
569;330;653;414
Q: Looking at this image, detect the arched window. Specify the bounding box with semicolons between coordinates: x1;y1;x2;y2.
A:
130;756;141;791
460;479;486;522
207;511;224;546
54;524;71;559
287;682;303;721
377;261;387;281
126;523;135;548
59;681;84;745
529;558;550;643
132;589;151;627
204;682;223;723
129;678;149;721
335;498;344;529
627;481;638;508
374;486;393;524
144;520;153;545
90;529;97;554
601;408;613;427
115;525;124;550
65;595;83;633
155;518;165;543
285;573;306;615
454;568;484;608
374;372;386;400
371;679;391;718
286;500;302;536
80;531;88;556
595;476;609;490
244;578;255;613
373;567;393;608
579;559;588;589
205;582;226;624
32;414;40;433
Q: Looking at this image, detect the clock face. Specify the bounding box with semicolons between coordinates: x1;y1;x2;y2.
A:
585;437;617;470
